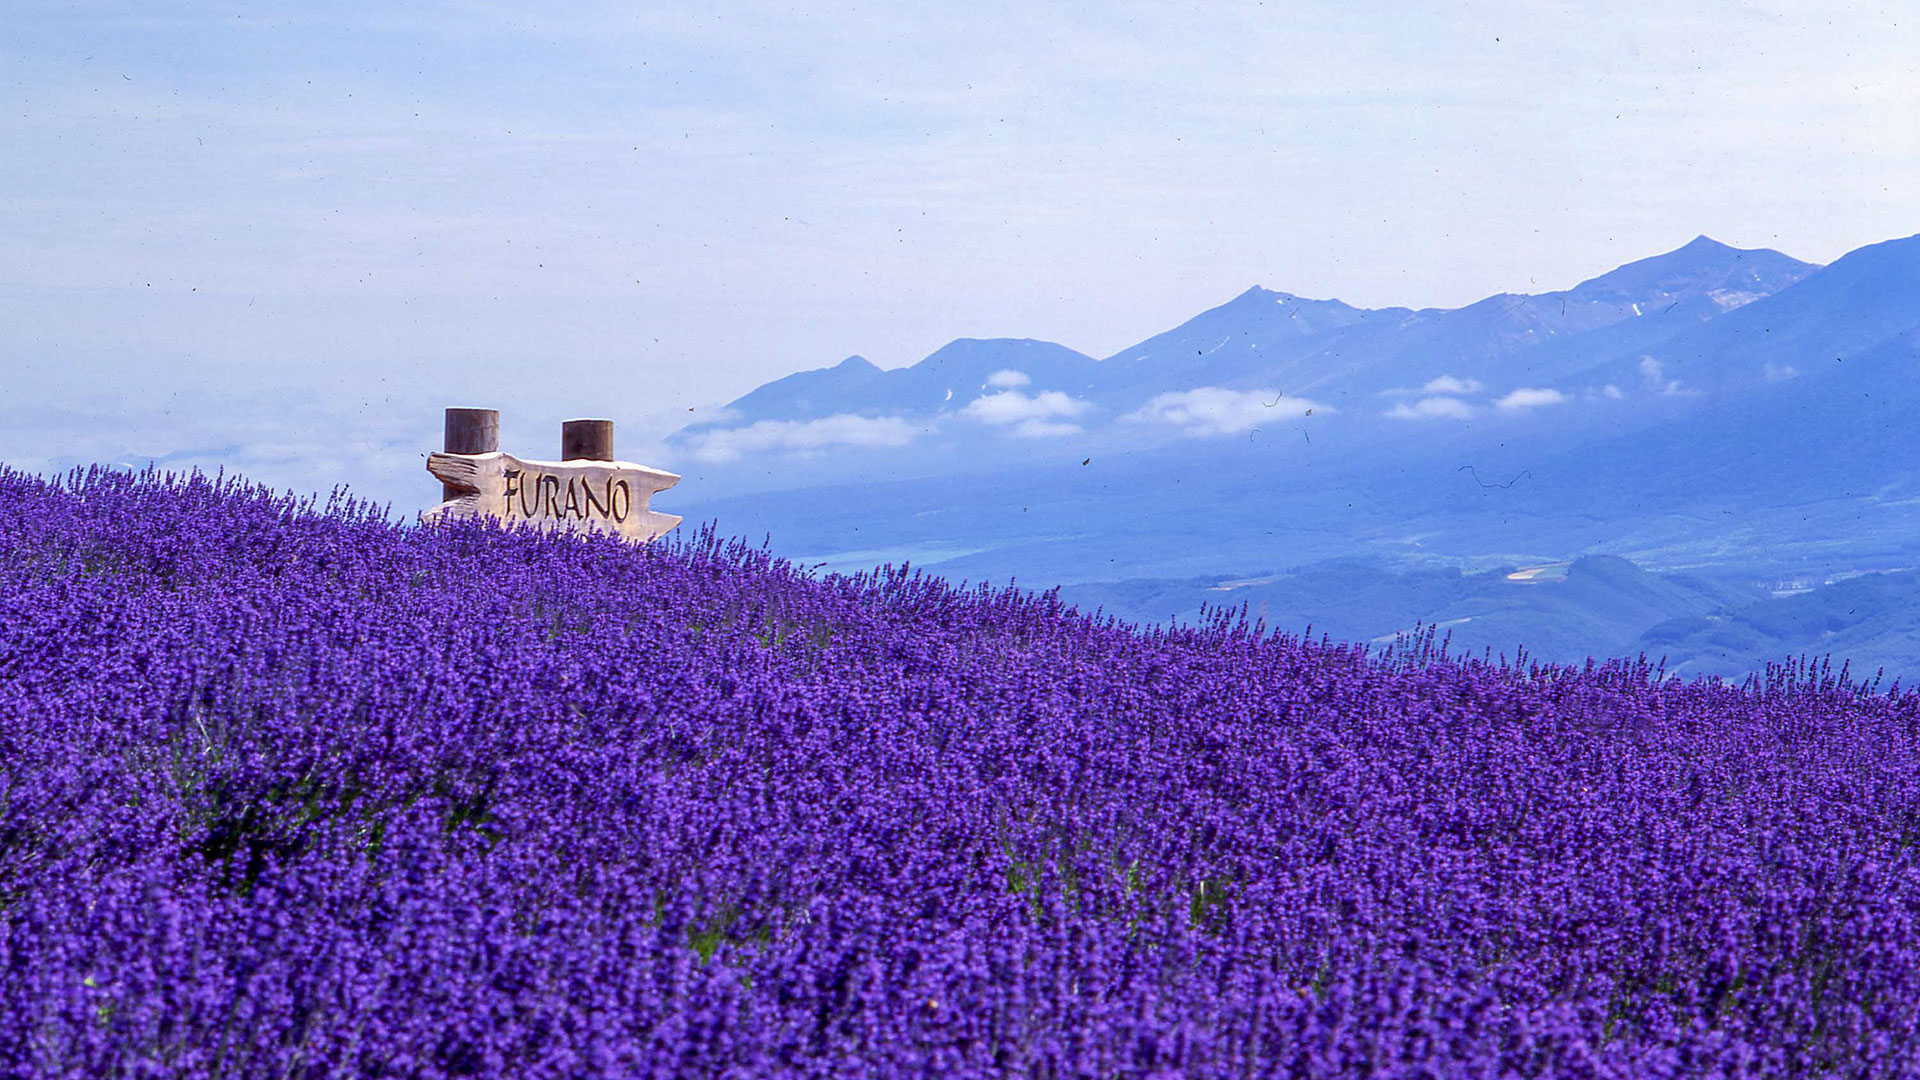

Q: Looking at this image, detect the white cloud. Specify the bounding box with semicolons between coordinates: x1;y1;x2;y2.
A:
1422;374;1484;395
1010;419;1082;438
1384;396;1473;421
984;369;1031;388
1764;362;1800;382
1380;374;1485;399
1123;387;1322;437
687;414;919;463
1640;356;1692;396
1600;384;1625;400
959;389;1090;429
1493;387;1567;411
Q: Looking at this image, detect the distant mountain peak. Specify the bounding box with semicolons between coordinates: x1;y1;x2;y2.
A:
1244;284;1341;299
1221;284;1356;311
835;354;879;371
1567;235;1817;306
918;337;1089;368
933;336;1055;349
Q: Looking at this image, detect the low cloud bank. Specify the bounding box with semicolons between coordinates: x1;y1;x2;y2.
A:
960;389;1092;437
1385;396;1473;421
1422;374;1483;395
1641;357;1692;396
687;414;919;462
1494;387;1566;411
1125;387;1322;437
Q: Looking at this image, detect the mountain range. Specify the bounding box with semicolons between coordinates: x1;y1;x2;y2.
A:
662;233;1920;679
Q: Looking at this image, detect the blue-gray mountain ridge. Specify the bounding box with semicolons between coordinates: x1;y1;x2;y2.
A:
665;234;1920;679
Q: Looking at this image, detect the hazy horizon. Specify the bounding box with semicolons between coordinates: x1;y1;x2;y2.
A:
4;2;1915;507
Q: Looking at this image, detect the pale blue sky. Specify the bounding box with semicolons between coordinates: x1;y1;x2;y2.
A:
2;1;1914;506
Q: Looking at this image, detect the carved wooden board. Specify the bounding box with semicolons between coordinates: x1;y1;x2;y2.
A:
426;451;681;543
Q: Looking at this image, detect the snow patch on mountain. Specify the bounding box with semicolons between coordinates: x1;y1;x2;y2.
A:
1709;289;1767;311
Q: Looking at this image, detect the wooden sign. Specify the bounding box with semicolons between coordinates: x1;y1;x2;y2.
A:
427;452;682;542
425;411;681;543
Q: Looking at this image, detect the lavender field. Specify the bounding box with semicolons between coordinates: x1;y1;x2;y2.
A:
4;467;1920;1078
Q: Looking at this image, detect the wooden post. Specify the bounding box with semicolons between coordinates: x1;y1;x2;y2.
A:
561;419;614;462
444;408;500;500
429;408;679;543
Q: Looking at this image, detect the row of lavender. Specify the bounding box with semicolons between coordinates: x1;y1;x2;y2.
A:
2;466;1919;1078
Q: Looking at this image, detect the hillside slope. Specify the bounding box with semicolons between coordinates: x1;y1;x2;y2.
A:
7;467;1920;1076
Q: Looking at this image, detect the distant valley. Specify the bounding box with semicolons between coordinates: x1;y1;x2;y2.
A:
663;233;1920;680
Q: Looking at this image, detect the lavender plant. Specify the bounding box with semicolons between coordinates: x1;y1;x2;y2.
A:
3;465;1919;1078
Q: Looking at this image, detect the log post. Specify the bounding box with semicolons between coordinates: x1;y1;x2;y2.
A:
443;408;500;500
561;419;615;462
